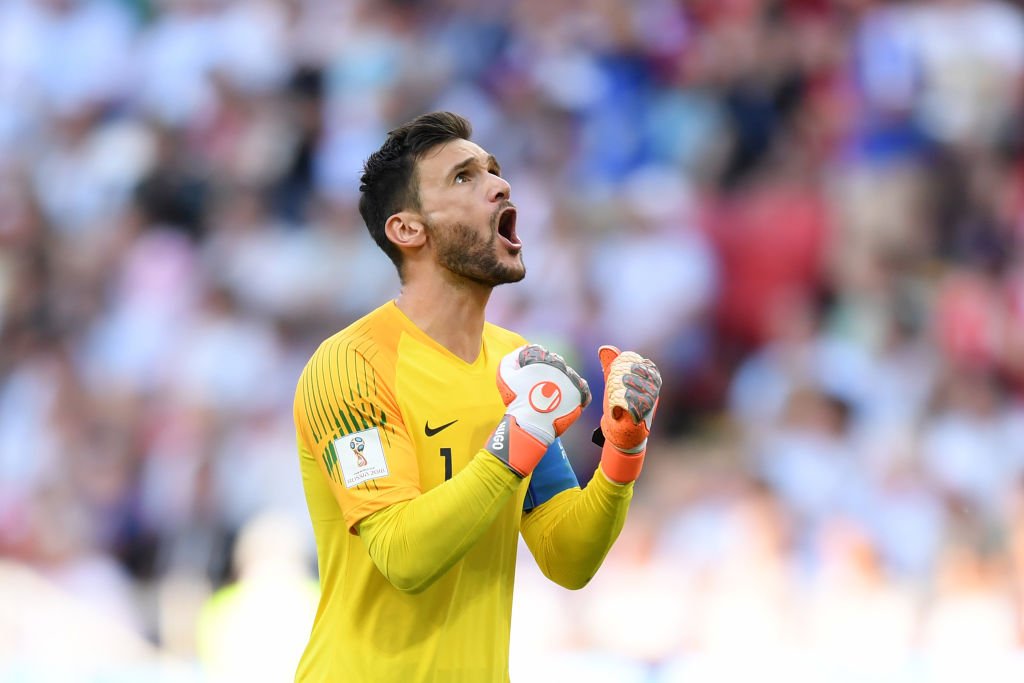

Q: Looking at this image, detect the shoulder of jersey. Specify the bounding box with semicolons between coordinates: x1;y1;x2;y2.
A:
308;303;402;369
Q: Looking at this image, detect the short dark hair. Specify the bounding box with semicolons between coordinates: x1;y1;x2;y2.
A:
359;112;473;276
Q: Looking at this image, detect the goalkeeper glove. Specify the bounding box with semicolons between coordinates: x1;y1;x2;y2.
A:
486;344;591;477
595;345;662;484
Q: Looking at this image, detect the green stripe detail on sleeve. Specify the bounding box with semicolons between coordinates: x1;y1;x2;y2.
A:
323;440;341;483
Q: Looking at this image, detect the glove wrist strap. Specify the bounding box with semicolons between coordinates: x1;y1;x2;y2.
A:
599;441;646;484
485;414;548;478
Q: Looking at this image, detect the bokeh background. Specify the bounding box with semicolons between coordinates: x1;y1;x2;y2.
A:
4;0;1024;680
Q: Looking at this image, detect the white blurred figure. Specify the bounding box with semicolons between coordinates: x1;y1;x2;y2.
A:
754;387;865;538
0;560;183;681
136;0;291;122
513;505;686;681
862;454;947;582
203;191;395;323
694;483;801;650
30;0;135;115
306;202;400;322
213;0;290;94
0;0;46;149
910;0;1024;147
82;228;203;396
285;0;362;67
32;114;157;238
133;398;215;573
803;517;917;679
588;167;716;358
134;0;221;124
919;368;1024;519
212;411;312;535
660;483;809;683
315;3;426;204
196;509;319;683
576;506;690;666
29;478;142;635
514;652;650;683
0;0;135;150
853;309;939;477
918;533;1021;683
0;344;63;546
728;292;873;444
168;285;287;417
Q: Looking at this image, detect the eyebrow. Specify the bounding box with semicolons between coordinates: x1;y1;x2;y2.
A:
448;154;502;180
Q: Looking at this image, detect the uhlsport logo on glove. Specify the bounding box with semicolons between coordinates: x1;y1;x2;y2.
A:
528;381;562;413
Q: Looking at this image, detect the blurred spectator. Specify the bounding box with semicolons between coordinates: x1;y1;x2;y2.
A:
196;509;317;683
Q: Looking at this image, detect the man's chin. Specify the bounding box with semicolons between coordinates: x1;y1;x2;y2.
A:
480;266;525;287
495;270;526;286
442;246;526;287
507;253;527;278
497;259;526;284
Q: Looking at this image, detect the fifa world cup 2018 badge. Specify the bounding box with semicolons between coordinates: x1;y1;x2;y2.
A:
335;428;388;488
350;436;368;467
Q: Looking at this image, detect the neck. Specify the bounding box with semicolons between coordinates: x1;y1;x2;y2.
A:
395;276;492;363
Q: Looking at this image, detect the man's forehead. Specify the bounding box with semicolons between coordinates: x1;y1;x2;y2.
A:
419;138;492;169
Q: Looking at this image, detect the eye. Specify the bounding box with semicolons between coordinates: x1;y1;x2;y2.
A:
454;172;471;184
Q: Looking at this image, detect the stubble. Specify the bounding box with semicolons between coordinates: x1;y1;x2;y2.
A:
429;216;525;287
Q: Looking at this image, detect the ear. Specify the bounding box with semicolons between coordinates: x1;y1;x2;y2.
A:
384;211;427;251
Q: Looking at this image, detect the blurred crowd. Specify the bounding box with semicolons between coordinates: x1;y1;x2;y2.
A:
4;0;1024;680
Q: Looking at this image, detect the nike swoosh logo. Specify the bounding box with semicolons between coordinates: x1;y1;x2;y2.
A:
424;419;458;437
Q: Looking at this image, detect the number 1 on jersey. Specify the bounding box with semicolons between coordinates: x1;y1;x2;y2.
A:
439;447;453;481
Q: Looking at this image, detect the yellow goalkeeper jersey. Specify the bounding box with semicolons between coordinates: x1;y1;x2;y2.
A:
293;301;534;681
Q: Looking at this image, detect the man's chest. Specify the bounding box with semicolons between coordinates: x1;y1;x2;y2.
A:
395;357;507;490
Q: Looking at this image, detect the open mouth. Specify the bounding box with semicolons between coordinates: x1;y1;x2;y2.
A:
497;207;521;249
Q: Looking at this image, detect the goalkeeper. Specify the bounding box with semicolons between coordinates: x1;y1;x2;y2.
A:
292;112;662;682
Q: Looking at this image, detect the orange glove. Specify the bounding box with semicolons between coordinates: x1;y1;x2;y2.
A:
486;344;591;477
596;345;662;484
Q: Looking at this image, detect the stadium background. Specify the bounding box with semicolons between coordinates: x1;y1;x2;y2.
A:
4;0;1024;680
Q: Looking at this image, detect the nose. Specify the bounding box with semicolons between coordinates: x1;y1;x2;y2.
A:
489;174;511;202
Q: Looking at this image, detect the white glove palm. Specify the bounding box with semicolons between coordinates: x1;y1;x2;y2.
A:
486;345;591;476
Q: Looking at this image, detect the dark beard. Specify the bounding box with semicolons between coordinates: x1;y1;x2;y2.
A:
430;219;525;287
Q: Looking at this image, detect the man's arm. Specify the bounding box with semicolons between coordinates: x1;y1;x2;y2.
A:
521;346;662;589
520;467;633;589
357;453;519;594
357;344;591;594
